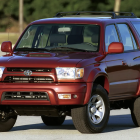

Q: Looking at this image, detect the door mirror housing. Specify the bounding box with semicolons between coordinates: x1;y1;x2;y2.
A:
107;42;124;54
1;41;12;53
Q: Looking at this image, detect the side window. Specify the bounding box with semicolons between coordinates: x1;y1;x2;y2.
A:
130;31;138;49
131;21;140;36
105;25;119;52
117;24;136;51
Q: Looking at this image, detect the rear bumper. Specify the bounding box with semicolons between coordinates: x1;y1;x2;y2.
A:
0;83;90;105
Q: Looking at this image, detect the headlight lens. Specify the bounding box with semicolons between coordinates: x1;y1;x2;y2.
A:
0;67;5;78
55;67;84;79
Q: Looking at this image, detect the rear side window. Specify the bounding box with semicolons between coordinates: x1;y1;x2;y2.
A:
130;31;138;49
132;22;140;36
105;25;119;52
117;24;137;51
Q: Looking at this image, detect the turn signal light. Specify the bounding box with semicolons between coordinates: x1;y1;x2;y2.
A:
76;68;84;78
58;94;71;99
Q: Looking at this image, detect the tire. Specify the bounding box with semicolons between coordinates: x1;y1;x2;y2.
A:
131;110;139;127
41;116;66;126
71;84;110;133
0;115;17;132
130;97;140;127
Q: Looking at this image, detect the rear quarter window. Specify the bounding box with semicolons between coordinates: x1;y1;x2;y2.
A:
131;21;140;36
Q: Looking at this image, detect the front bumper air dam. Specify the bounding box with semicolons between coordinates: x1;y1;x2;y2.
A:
0;83;91;105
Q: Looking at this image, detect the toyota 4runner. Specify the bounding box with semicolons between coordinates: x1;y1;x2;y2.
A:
0;11;140;133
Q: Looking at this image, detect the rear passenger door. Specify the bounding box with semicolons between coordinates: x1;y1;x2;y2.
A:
118;22;140;95
105;24;131;100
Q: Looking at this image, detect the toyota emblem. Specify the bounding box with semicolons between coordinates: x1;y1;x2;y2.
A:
24;70;32;76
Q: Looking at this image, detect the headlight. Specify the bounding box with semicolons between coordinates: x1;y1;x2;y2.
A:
55;67;84;79
0;67;5;78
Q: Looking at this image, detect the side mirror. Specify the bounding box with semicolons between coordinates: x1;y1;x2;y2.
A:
1;41;12;53
107;42;124;54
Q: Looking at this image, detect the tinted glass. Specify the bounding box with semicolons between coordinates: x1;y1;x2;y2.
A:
18;26;38;48
105;25;119;52
132;21;140;36
117;24;134;51
15;24;100;52
130;31;138;49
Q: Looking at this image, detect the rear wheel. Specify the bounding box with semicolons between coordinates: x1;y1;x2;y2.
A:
41;116;66;126
0;115;17;132
130;97;140;127
131;110;138;127
71;84;110;133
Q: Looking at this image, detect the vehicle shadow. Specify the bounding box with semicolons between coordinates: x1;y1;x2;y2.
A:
11;114;136;132
103;114;135;133
12;119;75;131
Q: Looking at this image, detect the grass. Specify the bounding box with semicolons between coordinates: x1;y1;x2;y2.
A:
0;33;19;44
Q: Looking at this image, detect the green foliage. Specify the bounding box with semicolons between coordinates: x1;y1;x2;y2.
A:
0;0;139;31
22;0;115;23
120;0;140;17
0;0;19;31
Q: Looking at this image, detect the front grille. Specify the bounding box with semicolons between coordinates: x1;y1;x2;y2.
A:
4;76;54;83
7;68;52;72
1;92;49;101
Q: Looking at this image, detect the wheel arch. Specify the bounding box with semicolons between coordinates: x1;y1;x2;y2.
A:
84;73;109;105
93;75;109;94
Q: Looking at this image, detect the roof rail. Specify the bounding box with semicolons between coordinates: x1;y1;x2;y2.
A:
54;11;137;19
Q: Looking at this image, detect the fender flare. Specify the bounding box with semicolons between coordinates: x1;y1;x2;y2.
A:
83;71;109;105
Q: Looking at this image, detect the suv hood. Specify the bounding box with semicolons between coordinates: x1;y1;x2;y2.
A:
0;52;101;68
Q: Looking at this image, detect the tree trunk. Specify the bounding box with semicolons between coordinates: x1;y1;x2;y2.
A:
114;0;121;15
19;0;23;35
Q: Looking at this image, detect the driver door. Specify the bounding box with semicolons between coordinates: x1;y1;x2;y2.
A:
105;24;130;100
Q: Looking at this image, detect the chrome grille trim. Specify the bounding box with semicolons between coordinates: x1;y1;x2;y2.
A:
1;91;50;101
3;76;54;83
7;68;52;72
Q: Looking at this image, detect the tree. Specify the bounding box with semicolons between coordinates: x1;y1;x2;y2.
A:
0;0;140;32
120;0;140;17
19;0;24;34
114;0;121;14
0;0;18;31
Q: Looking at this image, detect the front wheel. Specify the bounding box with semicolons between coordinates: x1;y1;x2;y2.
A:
0;115;17;132
71;84;110;133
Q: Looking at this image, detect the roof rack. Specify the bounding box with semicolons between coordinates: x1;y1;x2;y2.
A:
54;11;137;19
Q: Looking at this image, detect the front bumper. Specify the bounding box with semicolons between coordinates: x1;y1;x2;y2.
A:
0;83;89;105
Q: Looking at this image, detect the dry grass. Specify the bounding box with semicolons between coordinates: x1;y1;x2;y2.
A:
0;33;19;44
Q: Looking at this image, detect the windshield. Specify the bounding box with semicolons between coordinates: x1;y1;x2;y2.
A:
15;24;100;52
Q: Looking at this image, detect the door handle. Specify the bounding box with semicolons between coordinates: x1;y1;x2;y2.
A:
122;61;127;66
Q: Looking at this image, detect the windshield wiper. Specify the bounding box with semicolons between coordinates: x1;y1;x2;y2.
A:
47;43;97;52
49;46;92;52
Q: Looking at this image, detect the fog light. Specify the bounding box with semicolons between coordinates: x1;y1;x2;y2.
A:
73;95;77;98
58;94;71;99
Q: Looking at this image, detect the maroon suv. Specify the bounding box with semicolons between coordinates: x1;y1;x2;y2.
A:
0;11;140;133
